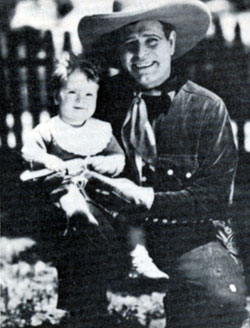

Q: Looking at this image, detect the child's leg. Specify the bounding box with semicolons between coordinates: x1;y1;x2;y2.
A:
128;225;169;279
59;183;98;226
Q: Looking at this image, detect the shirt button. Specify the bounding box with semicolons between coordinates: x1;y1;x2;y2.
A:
153;218;159;223
167;169;174;176
141;176;147;182
229;284;237;293
162;219;168;224
185;172;192;179
142;161;146;167
225;227;232;234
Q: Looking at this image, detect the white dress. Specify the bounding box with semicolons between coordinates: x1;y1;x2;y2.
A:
22;115;121;161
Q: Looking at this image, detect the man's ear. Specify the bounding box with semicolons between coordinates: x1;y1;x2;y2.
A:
54;92;60;105
169;30;176;56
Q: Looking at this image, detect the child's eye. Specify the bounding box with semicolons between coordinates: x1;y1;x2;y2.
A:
86;93;93;97
68;90;76;94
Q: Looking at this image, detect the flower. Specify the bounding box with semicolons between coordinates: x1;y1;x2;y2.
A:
53;51;71;80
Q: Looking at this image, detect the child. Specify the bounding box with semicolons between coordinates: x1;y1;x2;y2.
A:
22;53;125;227
21;52;167;282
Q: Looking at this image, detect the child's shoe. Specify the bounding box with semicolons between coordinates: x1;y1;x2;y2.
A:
128;245;169;280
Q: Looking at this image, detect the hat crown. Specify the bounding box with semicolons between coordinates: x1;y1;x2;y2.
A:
113;0;168;13
113;0;132;12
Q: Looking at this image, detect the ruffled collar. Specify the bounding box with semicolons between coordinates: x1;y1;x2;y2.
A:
49;116;112;156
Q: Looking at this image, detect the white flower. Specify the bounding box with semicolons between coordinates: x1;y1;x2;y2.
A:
0;237;35;263
34;261;46;274
19;262;32;277
54;51;71;80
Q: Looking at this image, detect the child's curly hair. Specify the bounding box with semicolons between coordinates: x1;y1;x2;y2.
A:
51;52;100;97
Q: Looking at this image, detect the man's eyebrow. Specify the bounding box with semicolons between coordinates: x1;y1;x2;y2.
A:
122;33;162;42
142;33;162;38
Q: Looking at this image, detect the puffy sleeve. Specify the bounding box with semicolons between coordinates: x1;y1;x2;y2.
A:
101;134;124;156
21;122;52;165
97;132;126;177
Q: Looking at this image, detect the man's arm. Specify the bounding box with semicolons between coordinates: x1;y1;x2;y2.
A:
86;99;237;224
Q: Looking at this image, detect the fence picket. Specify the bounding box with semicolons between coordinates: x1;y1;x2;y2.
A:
6;30;24;148
0;33;8;148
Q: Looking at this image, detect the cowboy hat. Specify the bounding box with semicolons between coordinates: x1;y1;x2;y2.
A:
78;0;211;63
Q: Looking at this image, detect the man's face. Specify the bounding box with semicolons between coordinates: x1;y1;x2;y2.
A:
119;20;176;89
57;70;99;126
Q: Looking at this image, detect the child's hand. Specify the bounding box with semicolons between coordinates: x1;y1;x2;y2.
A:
65;158;87;175
43;154;66;173
87;155;125;176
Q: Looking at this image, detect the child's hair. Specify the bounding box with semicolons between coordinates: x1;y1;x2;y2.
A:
51;52;100;96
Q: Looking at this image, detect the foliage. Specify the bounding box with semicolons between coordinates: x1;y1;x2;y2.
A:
107;290;165;327
0;237;65;328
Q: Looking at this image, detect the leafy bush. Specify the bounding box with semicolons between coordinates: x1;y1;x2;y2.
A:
0;237;65;327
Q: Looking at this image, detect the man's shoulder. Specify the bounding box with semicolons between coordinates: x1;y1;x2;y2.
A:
182;80;223;104
180;81;229;121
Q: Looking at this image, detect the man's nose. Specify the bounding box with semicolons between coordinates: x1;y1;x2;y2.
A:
134;42;148;60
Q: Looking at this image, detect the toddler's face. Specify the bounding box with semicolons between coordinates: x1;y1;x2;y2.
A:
57;70;99;126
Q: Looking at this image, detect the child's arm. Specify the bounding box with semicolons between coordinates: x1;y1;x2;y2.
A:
20;158;88;181
22;124;66;173
87;135;125;177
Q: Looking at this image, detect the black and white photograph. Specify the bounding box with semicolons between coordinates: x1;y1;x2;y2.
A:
1;0;250;327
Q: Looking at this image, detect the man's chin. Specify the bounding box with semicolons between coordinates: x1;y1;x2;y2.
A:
133;72;170;89
134;77;160;89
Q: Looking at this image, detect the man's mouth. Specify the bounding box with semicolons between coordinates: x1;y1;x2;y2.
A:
133;61;156;70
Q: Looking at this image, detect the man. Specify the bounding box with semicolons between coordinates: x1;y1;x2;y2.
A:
78;0;248;327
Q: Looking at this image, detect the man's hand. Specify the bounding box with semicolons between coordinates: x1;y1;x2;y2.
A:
85;171;154;214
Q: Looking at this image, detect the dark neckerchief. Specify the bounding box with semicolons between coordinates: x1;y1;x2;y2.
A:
121;72;186;122
143;74;187;122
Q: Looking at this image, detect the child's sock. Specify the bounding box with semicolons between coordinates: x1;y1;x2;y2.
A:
127;226;169;279
129;244;169;279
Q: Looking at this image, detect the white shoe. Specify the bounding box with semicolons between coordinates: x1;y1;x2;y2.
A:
128;248;169;280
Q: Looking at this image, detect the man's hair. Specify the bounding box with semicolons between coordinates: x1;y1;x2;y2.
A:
161;22;175;40
51;52;100;95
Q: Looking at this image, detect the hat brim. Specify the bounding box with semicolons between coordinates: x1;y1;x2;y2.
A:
78;0;211;65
